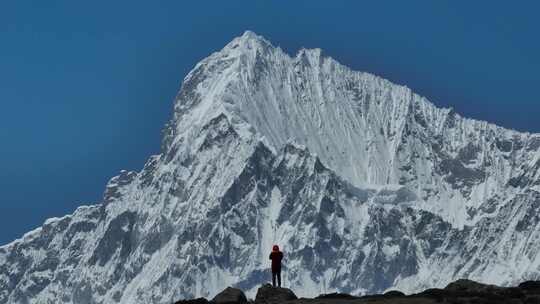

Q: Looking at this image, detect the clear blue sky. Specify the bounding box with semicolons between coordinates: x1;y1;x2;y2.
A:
1;1;539;245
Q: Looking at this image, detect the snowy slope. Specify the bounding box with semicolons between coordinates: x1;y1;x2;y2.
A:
1;31;540;304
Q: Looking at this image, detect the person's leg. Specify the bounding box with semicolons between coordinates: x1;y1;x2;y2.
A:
277;270;281;287
272;272;276;287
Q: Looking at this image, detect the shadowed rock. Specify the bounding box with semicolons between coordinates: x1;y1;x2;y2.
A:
444;279;524;299
176;279;540;304
212;287;247;304
383;290;405;297
445;279;496;293
520;281;540;294
174;298;209;304
414;288;446;300
255;284;297;303
315;292;358;299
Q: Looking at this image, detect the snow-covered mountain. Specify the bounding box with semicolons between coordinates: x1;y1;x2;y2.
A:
2;31;540;304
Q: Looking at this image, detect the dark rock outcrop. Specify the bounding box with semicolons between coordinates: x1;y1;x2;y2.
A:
520;281;540;294
315;292;358;299
443;279;525;299
174;298;209;304
211;287;247;304
383;290;405;297
255;284;297;303
410;279;532;303
176;280;540;304
445;279;499;293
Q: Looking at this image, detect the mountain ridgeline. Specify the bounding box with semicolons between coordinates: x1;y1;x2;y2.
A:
1;31;540;304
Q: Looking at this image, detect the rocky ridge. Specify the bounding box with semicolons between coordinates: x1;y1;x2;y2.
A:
176;280;540;304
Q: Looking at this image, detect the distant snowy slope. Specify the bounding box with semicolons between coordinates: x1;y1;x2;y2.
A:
1;31;540;304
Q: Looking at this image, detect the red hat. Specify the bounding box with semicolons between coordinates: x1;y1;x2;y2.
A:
272;245;279;251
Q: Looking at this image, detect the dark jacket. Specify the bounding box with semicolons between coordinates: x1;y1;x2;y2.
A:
269;251;283;273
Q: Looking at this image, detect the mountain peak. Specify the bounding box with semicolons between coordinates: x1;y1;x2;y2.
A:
4;31;540;304
239;30;263;41
167;33;536;227
224;31;274;53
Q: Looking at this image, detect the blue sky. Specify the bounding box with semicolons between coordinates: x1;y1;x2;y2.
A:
1;1;539;245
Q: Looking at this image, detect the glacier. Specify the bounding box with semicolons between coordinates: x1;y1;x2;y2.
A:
1;31;540;304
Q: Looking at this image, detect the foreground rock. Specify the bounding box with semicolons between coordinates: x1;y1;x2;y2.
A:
176;280;540;304
255;284;298;303
174;298;209;304
411;279;537;304
212;287;248;304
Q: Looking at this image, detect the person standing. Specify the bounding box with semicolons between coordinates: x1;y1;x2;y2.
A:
269;245;283;287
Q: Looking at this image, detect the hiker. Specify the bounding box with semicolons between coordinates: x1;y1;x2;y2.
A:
269;245;283;287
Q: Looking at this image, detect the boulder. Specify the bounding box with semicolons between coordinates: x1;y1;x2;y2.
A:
255;284;297;303
175;298;210;304
211;287;247;304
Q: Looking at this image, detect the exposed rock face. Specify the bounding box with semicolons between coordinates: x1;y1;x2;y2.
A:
1;31;540;303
